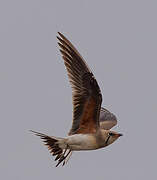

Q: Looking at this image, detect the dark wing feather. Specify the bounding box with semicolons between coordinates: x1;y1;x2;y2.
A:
99;107;117;130
30;130;63;163
57;32;102;135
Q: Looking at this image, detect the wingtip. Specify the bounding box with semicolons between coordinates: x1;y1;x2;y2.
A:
58;32;63;37
57;32;66;40
56;36;61;41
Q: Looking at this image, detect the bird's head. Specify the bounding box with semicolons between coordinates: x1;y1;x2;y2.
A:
103;130;123;147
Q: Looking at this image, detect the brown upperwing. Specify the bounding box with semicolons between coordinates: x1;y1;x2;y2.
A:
57;32;102;135
76;97;98;134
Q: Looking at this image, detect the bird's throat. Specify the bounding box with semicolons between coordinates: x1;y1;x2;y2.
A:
105;136;110;145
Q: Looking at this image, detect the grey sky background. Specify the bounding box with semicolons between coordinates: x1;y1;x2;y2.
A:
0;0;156;179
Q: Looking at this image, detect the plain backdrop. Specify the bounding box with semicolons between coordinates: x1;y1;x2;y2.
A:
0;0;156;179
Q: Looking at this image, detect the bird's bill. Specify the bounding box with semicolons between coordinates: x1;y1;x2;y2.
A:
115;133;123;137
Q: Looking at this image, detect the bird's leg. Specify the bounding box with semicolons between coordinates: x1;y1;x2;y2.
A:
64;150;72;164
56;145;69;167
62;149;72;166
63;145;68;156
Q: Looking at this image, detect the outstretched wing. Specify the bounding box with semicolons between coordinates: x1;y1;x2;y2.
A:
99;107;117;130
57;32;102;135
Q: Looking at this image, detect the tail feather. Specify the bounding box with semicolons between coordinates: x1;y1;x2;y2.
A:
30;130;72;167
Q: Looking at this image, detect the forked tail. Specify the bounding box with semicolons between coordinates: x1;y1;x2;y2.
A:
30;130;72;167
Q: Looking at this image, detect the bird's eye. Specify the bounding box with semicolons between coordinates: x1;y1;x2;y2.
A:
109;132;114;136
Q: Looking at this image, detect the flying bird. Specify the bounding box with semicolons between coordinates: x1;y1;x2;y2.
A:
31;32;122;167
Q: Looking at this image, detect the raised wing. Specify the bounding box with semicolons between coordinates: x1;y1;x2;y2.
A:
99;107;117;130
57;32;102;135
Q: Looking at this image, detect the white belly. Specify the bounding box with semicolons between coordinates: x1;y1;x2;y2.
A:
66;134;98;151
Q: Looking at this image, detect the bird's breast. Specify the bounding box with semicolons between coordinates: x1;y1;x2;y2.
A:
66;134;99;151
